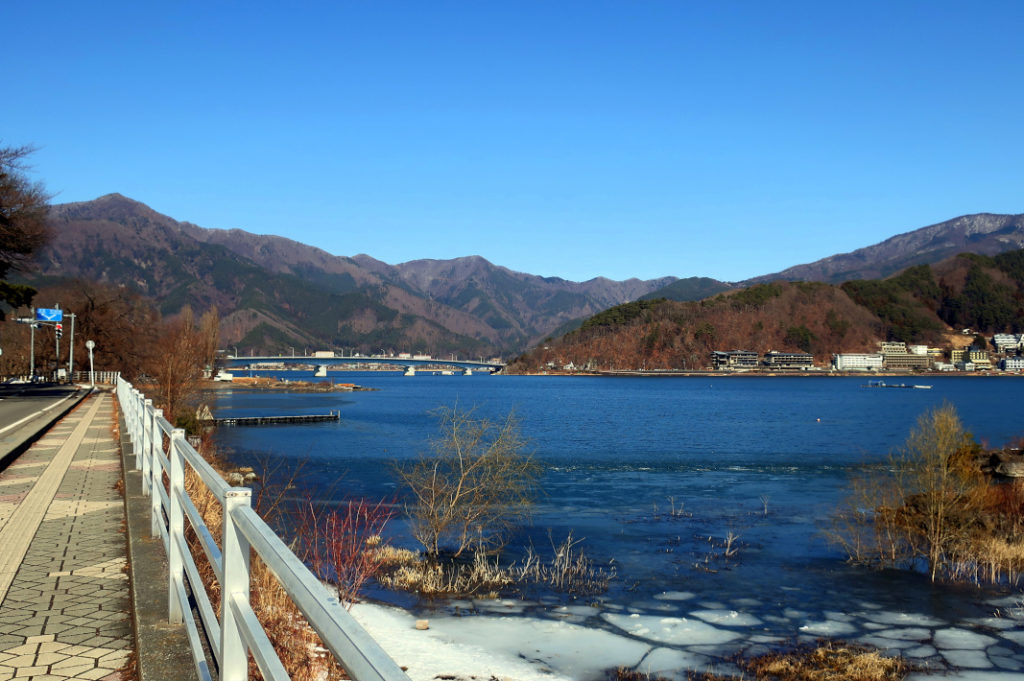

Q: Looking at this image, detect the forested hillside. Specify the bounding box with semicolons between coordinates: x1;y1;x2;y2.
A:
510;250;1024;372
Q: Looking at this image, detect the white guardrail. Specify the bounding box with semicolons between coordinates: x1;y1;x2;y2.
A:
116;377;410;681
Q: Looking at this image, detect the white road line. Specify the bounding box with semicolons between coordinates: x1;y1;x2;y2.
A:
0;392;75;435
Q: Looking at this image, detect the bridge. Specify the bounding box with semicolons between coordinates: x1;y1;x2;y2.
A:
220;355;505;376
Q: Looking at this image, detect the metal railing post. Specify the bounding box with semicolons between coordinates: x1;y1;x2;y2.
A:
139;399;153;474
150;408;164;538
168;429;187;624
221;488;253;681
131;389;142;441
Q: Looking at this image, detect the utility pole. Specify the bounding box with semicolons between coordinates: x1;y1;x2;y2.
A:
68;313;76;379
29;318;36;378
54;304;62;382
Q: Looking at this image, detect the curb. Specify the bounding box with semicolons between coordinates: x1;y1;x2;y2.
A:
118;414;200;681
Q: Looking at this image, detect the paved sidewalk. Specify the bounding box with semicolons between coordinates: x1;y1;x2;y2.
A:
0;392;132;680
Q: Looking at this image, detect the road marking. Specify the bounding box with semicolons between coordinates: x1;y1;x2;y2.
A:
0;392;74;436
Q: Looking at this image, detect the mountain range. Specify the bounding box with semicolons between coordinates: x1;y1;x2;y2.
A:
29;194;674;356
20;195;1024;357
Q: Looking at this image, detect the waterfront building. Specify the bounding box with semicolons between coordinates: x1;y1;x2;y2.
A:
1002;356;1024;371
951;349;968;364
711;350;759;370
969;349;992;369
763;350;814;370
994;333;1024;353
879;341;908;355
832;353;884;371
908;344;929;355
883;353;931;371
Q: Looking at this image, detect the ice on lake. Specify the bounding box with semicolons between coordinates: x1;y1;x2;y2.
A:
934;628;999;650
603;613;742;646
349;598;1024;681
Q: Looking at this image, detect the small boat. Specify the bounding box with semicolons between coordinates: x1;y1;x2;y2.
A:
862;380;931;389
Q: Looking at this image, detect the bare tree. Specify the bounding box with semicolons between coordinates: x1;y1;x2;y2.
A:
198;306;220;373
397;406;540;558
146;305;214;424
830;403;983;582
895;403;983;581
0;144;50;316
31;280;160;379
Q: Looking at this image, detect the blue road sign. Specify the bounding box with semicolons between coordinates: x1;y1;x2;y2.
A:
35;308;63;322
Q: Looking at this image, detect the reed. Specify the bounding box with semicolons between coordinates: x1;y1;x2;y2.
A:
682;639;917;681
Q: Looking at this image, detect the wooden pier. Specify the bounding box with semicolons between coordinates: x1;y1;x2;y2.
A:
207;411;340;426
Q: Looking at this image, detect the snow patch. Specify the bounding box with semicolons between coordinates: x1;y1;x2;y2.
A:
603;613;742;646
933;628;999;650
351;603;653;681
864;611;944;627
653;591;696;602
872;627;932;641
940;648;993;669
798;620;858;636
689;610;761;627
636;648;711;681
907;673;1023;681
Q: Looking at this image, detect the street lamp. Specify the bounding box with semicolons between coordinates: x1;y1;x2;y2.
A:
85;340;96;388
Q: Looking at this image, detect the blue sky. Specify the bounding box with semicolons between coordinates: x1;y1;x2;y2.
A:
4;1;1023;282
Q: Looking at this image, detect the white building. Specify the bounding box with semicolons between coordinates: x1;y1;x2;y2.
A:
908;344;929;355
833;353;884;371
1002;356;1024;371
879;341;907;355
994;334;1024;353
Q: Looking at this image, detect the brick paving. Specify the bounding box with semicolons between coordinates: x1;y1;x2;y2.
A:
0;393;132;680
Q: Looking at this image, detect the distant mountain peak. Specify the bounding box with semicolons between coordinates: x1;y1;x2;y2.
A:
746;212;1024;285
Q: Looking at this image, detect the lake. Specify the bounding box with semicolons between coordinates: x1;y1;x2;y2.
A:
211;373;1024;679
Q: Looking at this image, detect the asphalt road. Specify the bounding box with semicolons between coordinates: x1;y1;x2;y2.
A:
0;383;84;464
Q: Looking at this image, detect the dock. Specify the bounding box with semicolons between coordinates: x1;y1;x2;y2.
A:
207;411;340;426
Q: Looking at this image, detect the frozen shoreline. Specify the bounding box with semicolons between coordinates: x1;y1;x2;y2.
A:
350;592;1024;681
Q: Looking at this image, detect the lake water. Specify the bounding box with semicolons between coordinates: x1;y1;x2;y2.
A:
211;373;1024;679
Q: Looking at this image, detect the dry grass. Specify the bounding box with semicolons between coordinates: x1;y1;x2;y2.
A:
609;640;919;681
376;533;613;598
680;640;918;681
948;535;1024;584
373;544;420;567
378;551;513;598
182;459;345;681
513;531;615;596
740;640;915;681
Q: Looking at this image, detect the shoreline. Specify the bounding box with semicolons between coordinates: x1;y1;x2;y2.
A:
202;377;376;391
505;369;1022;378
